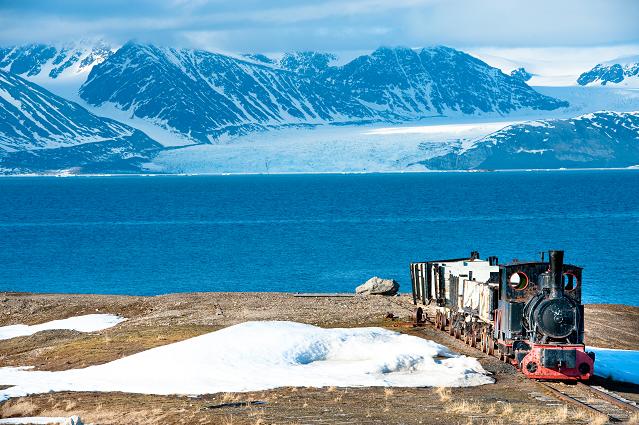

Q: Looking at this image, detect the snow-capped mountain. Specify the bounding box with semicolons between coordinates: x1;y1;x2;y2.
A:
78;43;567;144
0;70;161;173
423;111;639;170
0;41;114;83
577;56;639;87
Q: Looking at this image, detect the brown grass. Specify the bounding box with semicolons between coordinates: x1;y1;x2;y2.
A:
434;386;452;402
0;399;39;417
498;403;513;416
444;400;484;415
221;393;241;403
628;412;639;425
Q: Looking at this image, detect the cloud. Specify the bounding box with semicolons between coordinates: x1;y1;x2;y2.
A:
0;0;637;51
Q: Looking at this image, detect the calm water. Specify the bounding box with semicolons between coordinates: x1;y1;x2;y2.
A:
0;171;638;305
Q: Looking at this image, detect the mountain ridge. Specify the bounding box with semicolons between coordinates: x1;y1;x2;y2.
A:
0;70;162;173
77;42;568;144
423;111;639;170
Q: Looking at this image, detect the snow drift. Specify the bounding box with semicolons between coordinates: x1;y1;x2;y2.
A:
0;314;126;340
589;347;639;384
0;321;493;401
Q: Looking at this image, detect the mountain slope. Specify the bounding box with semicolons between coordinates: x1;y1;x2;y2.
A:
79;43;567;144
423;111;639;170
0;70;162;173
577;56;639;87
0;41;113;81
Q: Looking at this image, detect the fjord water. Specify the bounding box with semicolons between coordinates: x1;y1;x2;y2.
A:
0;171;637;306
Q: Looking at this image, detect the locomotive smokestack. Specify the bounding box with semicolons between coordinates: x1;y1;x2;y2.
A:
549;250;564;298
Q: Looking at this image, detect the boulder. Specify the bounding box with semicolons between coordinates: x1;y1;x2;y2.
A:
64;417;84;425
355;277;399;296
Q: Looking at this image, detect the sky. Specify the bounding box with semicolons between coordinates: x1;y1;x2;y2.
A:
0;0;638;53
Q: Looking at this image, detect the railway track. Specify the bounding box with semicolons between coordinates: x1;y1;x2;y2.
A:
396;302;639;423
538;381;638;423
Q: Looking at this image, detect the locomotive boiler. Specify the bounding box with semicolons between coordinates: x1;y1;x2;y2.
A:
409;250;594;381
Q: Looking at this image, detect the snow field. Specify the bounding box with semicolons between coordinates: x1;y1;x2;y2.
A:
0;321;494;402
147;120;516;174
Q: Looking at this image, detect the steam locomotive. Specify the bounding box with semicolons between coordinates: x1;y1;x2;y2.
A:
409;250;594;381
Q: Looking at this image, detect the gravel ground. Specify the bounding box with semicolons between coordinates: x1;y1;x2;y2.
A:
0;292;638;424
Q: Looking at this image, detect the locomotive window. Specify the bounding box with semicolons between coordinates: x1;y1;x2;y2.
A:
509;271;529;290
563;272;579;291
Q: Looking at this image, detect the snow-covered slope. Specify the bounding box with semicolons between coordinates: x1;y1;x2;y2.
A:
0;41;114;92
577;55;639;87
424;111;639;170
78;43;566;145
0;70;162;174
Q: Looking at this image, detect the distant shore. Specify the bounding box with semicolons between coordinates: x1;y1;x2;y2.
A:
1;166;639;178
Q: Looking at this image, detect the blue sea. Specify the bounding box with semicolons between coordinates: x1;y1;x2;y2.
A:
0;171;638;306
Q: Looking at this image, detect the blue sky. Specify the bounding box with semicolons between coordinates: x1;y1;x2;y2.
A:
1;0;638;52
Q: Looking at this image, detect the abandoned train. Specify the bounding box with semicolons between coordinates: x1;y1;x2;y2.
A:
410;250;594;381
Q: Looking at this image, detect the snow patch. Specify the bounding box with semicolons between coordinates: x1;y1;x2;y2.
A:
0;418;71;424
0;314;126;340
588;347;639;385
0;321;493;401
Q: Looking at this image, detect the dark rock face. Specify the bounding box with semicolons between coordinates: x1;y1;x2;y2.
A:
577;61;639;86
510;67;533;82
78;43;567;144
0;70;162;174
423;111;639;170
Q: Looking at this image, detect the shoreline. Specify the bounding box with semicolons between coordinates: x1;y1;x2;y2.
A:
3;291;638;309
1;167;639;178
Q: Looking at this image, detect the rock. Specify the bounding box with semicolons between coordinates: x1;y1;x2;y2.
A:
355;277;399;296
64;416;84;425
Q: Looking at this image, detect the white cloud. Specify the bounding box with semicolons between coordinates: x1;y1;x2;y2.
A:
0;0;637;51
